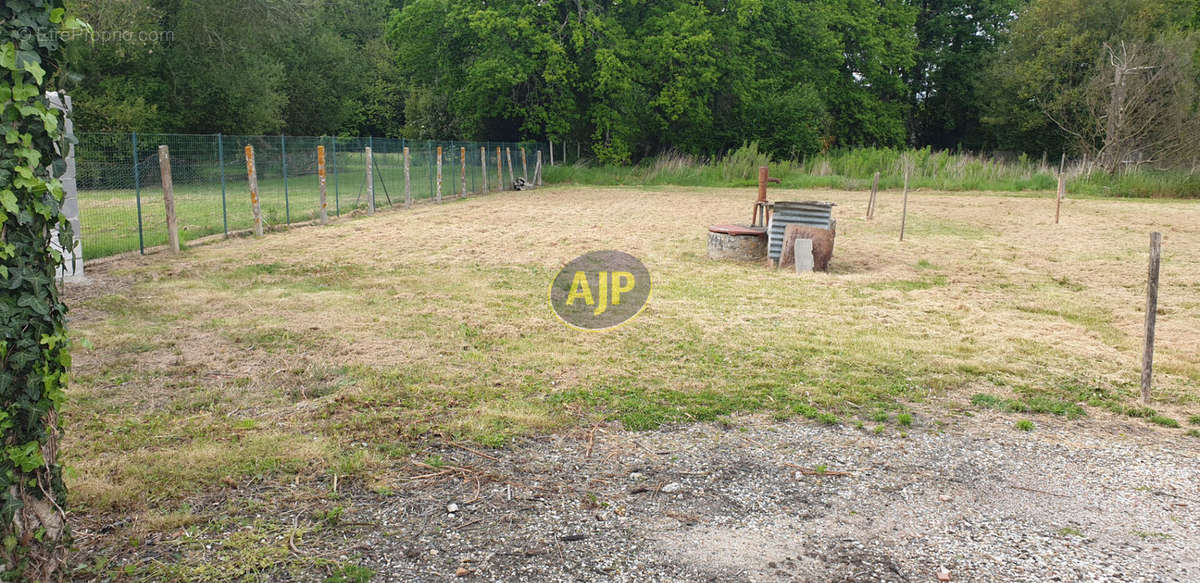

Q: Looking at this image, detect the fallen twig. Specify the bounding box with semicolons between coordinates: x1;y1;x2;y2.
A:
287;514;303;556
453;443;500;462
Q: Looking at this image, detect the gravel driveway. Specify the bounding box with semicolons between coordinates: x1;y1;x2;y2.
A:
315;411;1200;582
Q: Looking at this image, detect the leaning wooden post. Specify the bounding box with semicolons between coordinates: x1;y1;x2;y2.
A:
158;145;180;253
1141;232;1162;405
867;171;880;219
365;146;375;215
245;145;263;237
535;150;543;186
436;146;443;203
521;148;528;179
403;147;412;208
1055;174;1065;225
317;145;328;225
549;138;555;166
899;167;910;241
506;147;515;188
480;147;489;192
460;147;467;196
495;146;503;190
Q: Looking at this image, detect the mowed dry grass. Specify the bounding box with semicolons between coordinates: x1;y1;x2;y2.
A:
65;185;1200;516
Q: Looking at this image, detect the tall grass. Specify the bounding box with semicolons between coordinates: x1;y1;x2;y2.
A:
543;143;1200;198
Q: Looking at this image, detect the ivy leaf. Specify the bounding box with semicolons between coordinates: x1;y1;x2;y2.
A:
0;43;14;70
11;80;38;102
23;61;46;85
0;191;17;215
14;50;41;71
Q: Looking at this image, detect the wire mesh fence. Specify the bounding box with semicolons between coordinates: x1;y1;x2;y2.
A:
75;133;555;260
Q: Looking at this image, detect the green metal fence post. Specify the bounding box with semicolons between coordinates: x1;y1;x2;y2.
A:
218;133;228;237
281;134;290;224
333;137;340;216
132;132;145;254
367;136;376;208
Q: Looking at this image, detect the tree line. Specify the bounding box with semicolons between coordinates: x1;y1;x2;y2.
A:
65;0;1200;169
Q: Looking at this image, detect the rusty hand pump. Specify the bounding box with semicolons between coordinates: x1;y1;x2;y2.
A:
753;166;780;226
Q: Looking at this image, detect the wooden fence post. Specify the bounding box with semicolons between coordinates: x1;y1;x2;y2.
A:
436;146;443;203
867;171;880;219
460;147;467;196
403;147;412;208
317;145;328;225
365;146;375;215
899;167;910;241
521;148;528;179
1056;174;1065;224
245;145;263;237
535;150;543;186
481;147;488;192
1142;232;1162;405
495;146;502;190
506;147;514;189
549;138;554;166
158;145;180;253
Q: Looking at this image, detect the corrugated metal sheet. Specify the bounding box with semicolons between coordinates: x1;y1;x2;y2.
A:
768;201;835;260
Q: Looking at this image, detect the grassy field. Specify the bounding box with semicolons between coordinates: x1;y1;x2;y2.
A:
78;150;504;260
65;185;1200;578
544;146;1200;198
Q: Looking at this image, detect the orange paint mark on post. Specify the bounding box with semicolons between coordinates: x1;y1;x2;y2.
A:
317;145;328;225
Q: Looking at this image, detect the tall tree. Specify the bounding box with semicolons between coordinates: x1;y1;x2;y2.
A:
907;0;1024;150
979;0;1199;159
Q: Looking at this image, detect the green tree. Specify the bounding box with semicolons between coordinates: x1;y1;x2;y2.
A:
980;0;1198;157
907;0;1025;150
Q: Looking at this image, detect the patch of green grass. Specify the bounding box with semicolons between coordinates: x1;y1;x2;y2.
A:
1132;530;1173;541
897;413;913;427
1015;419;1035;432
865;275;948;292
971;392;1086;420
313;505;344;527
324;565;374;583
1186;429;1200;438
1057;526;1084;537
1125;406;1156;419
1188;414;1200;426
1148;415;1180;428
